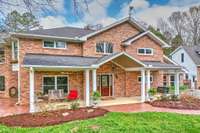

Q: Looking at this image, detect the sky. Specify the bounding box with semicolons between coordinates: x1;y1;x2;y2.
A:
4;0;200;29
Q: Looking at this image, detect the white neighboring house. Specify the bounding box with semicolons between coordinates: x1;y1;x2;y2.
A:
170;45;200;89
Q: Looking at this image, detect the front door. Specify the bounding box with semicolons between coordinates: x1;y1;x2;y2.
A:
97;74;113;97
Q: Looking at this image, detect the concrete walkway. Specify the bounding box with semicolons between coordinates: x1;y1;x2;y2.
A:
102;103;200;115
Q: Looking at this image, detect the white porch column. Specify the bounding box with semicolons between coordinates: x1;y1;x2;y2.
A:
141;69;146;102
92;69;97;92
146;70;151;100
175;72;180;95
85;69;90;106
29;67;35;113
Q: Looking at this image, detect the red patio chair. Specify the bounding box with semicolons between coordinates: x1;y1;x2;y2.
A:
67;89;78;101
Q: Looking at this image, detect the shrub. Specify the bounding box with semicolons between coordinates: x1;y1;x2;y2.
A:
92;91;101;101
179;85;188;91
170;94;179;101
70;100;80;110
160;95;170;101
148;88;157;96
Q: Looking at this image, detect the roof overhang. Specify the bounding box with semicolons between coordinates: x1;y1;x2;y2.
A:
9;32;85;43
123;31;170;48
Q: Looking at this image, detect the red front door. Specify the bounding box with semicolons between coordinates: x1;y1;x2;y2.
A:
97;74;113;97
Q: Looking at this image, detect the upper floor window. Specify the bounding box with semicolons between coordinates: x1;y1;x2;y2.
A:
96;42;113;54
43;40;67;49
0;48;5;63
12;40;19;61
0;76;5;91
181;53;184;63
137;48;153;55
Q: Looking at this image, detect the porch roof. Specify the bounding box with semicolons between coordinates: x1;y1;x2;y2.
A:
142;61;182;69
22;52;145;69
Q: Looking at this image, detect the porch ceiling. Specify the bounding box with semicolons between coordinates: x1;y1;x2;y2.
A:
112;54;143;68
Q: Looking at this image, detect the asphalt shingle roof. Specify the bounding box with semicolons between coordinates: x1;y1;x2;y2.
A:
142;61;180;68
182;45;200;65
23;26;95;38
23;53;99;67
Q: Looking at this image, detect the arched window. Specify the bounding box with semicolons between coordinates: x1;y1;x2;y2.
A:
96;41;113;54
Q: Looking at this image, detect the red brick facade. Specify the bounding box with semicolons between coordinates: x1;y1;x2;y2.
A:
1;21;168;104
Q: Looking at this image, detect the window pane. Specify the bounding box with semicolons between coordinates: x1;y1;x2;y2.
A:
146;49;152;54
101;75;109;87
44;41;54;48
96;42;104;53
43;86;55;94
43;77;55;85
57;77;68;93
56;41;66;48
138;76;141;82
105;43;113;53
138;49;145;54
0;76;5;91
0;48;5;63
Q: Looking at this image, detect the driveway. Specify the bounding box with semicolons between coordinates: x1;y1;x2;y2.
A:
0;98;28;117
102;103;200;115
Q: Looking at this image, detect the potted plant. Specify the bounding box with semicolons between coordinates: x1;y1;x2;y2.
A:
92;91;101;107
148;88;157;100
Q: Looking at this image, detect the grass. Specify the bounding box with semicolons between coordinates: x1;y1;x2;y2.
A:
1;112;200;133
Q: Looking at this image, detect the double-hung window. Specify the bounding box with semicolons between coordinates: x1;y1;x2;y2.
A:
0;76;5;91
12;40;19;61
137;48;153;55
96;42;113;54
43;40;67;49
43;76;68;94
0;48;5;63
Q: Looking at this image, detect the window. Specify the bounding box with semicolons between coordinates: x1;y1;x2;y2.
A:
193;76;196;82
43;40;67;49
170;75;175;86
0;48;5;63
138;76;153;83
43;76;68;94
163;75;167;86
181;53;184;63
0;76;5;91
96;42;113;54
137;48;153;55
12;40;19;60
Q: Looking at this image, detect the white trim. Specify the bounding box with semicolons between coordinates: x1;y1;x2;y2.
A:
169;46;182;56
29;67;35;113
10;32;84;42
141;69;146;102
93;52;146;67
137;48;154;55
81;17;145;40
85;69;90;106
163;55;179;66
92;69;97;92
42;75;69;94
22;65;98;69
11;39;19;61
43;40;67;49
123;31;170;48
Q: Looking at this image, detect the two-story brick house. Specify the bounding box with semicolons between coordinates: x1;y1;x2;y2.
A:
0;17;182;112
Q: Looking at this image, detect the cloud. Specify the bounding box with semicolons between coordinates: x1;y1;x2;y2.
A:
39;15;84;29
118;0;200;27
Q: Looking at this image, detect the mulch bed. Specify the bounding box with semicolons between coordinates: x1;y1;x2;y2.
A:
0;107;108;127
149;95;200;110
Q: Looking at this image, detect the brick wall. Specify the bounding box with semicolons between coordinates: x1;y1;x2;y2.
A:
0;45;18;98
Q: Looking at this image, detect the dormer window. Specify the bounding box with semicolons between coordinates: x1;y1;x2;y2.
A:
43;40;67;49
137;48;153;55
96;42;113;54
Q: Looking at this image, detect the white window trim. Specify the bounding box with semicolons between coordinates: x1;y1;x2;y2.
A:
137;48;154;55
11;39;19;60
138;75;153;83
42;75;69;94
43;40;67;49
96;42;113;54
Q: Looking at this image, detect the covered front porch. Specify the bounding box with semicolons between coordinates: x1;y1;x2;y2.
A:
23;52;182;112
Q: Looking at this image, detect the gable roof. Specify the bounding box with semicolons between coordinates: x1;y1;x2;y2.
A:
122;31;170;48
81;17;146;40
171;45;200;66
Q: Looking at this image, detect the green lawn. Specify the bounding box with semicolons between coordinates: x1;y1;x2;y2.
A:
1;112;200;133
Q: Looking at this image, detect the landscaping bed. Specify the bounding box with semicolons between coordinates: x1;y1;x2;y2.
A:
0;107;108;127
149;94;200;110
